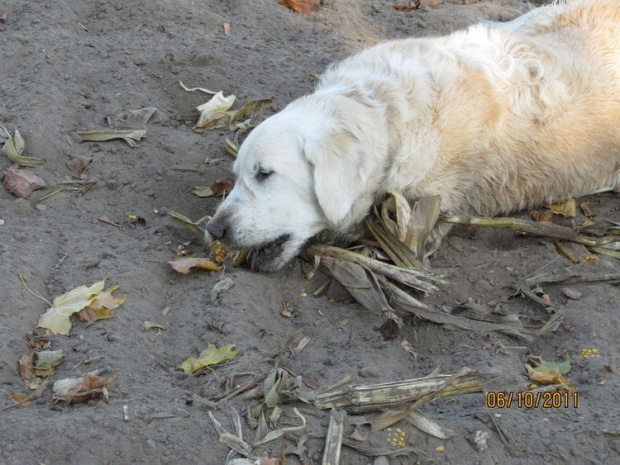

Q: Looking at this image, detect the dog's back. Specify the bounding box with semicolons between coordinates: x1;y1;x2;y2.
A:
318;0;620;216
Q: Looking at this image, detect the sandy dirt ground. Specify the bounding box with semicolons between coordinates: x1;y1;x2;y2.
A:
1;0;619;464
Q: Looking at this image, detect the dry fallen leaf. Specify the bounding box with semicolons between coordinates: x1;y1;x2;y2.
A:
421;0;444;6
37;280;106;335
34;350;65;377
119;107;168;125
8;393;31;407
3;165;47;198
74;129;147;148
281;0;319;14
78;284;126;325
526;353;572;385
52;372;115;404
530;210;554;223
192;179;234;198
179;343;241;374
293;336;310;355
394;2;419;12
225;138;239;158
526;365;567;385
580;201;596;219
195;91;236;129
546;199;576;218
19;354;34;381
66;155;93;174
193;95;273;132
169;257;223;274
162;305;171;316
0;125;45;166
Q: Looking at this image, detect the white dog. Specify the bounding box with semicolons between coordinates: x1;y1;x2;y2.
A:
206;0;620;271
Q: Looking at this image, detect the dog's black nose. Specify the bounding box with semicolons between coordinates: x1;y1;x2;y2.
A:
206;218;227;239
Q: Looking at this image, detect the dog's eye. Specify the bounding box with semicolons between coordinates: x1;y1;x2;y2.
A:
256;169;274;181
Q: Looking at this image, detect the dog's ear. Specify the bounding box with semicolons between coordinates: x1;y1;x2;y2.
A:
304;127;380;229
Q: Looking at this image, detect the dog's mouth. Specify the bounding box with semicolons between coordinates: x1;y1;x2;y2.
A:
248;234;292;271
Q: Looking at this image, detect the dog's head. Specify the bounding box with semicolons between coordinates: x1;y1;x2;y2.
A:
205;93;387;271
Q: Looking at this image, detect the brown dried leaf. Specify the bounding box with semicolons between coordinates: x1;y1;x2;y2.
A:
169;257;223;274
580;201;596;219
192;179;234;197
78;307;113;324
281;0;319;14
531;210;554;223
87;285;126;311
78;285;126;324
19;354;34;381
394;2;419;12
52;373;115;404
66;156;93;174
8;393;31;407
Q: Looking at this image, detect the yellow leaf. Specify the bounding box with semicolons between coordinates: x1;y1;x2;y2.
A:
79;285;125;324
546;199;576;218
169;258;223;274
78;307;113;324
526;365;567;385
37;280;106;335
88;285;126;311
179;343;241;374
195;92;236;129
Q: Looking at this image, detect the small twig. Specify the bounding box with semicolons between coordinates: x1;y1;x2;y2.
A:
319;375;356;393
37;186;66;203
18;275;52;306
69;356;103;373
97;217;120;228
488;412;512;452
516;256;561;284
53;253;68;271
